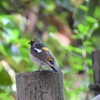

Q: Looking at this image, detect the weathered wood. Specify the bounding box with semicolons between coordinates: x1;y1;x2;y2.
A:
90;50;100;96
16;70;64;100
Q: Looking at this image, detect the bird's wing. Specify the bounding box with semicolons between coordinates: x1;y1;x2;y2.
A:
30;43;59;72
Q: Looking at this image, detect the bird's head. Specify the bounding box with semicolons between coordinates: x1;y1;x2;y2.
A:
28;39;35;47
28;38;41;46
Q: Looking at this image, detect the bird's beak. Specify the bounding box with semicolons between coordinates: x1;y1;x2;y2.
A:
28;42;30;44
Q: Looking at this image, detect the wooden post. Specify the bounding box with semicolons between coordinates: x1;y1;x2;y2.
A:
16;70;64;100
89;50;100;96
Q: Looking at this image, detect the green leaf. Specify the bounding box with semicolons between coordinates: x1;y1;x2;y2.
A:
80;5;88;12
68;46;82;54
93;6;100;20
86;16;97;23
0;42;8;56
0;92;14;100
83;41;92;46
0;67;12;85
37;21;44;30
78;24;90;35
74;64;84;71
0;64;3;72
40;1;55;11
86;58;92;66
13;38;29;46
86;46;94;54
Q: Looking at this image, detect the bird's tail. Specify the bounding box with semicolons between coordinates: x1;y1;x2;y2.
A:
50;61;61;72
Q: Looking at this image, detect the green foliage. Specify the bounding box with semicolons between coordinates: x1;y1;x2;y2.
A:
0;92;14;100
0;0;100;100
0;66;12;86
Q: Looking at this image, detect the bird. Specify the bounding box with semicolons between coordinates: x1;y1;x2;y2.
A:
28;38;60;72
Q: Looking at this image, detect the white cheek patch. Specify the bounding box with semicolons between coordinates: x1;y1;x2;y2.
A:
34;48;42;53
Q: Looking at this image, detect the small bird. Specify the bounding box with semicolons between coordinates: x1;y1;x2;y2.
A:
28;38;60;72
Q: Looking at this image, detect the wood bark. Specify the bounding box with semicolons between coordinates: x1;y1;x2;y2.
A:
16;70;64;100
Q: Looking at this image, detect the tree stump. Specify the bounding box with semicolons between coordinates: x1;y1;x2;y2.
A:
16;70;64;100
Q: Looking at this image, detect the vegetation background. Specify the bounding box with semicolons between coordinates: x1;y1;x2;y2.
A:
0;0;100;100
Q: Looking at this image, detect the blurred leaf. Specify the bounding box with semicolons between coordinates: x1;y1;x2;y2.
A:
58;12;68;21
75;8;86;23
80;5;88;12
86;58;92;66
13;38;29;46
86;46;94;54
1;1;9;9
86;16;97;23
0;42;8;56
83;41;92;46
67;46;82;54
0;64;3;72
40;1;55;11
93;6;100;20
0;92;14;100
74;64;84;71
0;66;12;86
5;57;26;72
78;23;90;35
88;0;97;16
37;21;44;30
48;25;57;33
12;56;22;64
92;23;99;30
69;56;83;64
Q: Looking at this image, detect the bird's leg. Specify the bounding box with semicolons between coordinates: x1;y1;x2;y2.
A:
39;65;45;71
41;65;46;70
39;65;43;71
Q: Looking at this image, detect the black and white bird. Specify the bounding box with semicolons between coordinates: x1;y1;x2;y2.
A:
28;38;60;72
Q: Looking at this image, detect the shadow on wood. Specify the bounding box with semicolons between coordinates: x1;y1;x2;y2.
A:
16;70;64;100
